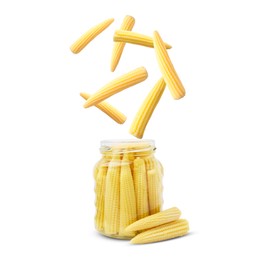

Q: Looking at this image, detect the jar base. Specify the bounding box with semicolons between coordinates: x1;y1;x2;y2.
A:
98;231;134;240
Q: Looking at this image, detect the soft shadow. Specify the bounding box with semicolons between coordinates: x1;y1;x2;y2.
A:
127;231;197;246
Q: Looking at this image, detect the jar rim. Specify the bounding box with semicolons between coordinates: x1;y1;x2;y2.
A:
100;139;155;154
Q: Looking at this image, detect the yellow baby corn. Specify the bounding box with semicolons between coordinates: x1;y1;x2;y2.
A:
70;18;114;54
153;31;185;100
119;154;137;237
84;67;148;108
104;154;121;235
129;78;166;139
93;157;105;181
133;158;149;219
126;207;181;232
114;30;172;49
130;219;189;244
111;16;135;72
144;156;157;171
80;92;126;124
147;169;162;214
95;165;107;231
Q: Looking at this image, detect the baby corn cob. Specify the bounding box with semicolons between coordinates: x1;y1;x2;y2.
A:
84;67;148;108
80;92;126;124
70;18;114;54
111;16;135;72
133;158;149;219
114;30;172;49
130;78;166;139
144;156;157;171
125;207;181;232
95;166;107;231
104;155;121;235
94;157;104;181
147;169;162;214
130;219;189;244
127;152;135;172
158;161;164;176
153;31;185;100
119;154;137;237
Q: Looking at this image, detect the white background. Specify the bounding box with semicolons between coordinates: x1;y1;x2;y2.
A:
0;0;260;259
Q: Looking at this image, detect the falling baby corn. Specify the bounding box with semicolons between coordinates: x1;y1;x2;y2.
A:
129;78;166;139
114;30;172;49
70;18;114;54
80;92;126;124
111;16;135;72
84;67;148;108
154;31;185;100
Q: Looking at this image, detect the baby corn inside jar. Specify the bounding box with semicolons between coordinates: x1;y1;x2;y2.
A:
94;140;163;239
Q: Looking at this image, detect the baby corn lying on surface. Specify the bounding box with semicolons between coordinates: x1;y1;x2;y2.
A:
70;18;114;54
80;92;126;124
111;16;135;72
83;67;148;108
154;31;185;100
125;207;181;232
129;78;166;139
114;30;172;49
130;219;189;244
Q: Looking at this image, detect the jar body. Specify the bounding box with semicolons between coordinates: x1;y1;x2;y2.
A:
94;140;163;239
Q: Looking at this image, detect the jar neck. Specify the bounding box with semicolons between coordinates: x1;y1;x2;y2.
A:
100;139;156;158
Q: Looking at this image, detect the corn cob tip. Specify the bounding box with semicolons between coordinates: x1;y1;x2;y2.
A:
110;64;116;72
70;46;77;54
125;15;135;21
129;129;143;139
83;102;90;108
152;32;172;49
80;92;89;99
138;66;148;74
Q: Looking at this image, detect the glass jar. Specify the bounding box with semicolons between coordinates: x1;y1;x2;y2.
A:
94;139;163;239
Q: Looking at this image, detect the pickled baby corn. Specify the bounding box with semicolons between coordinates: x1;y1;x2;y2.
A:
111;16;135;72
126;207;181;232
130;78;166;139
133;158;149;219
144;156;157;171
84;67;148;108
94;156;105;181
80;92;126;124
104;155;121;235
130;219;189;244
70;18;114;54
114;30;172;49
95;165;107;231
153;31;185;100
119;154;137;237
147;169;162;214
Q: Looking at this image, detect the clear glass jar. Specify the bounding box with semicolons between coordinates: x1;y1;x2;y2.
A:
94;139;163;239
